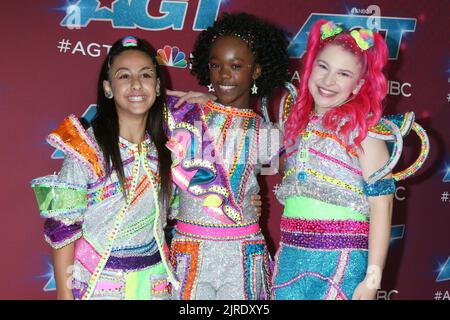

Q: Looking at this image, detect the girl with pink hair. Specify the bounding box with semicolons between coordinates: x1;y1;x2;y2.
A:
271;20;394;300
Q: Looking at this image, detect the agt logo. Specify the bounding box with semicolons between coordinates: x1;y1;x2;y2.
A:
61;3;416;62
436;257;450;282
288;13;416;60
36;258;56;292
443;163;450;183
61;0;221;31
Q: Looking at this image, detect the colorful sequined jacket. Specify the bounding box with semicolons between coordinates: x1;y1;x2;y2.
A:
164;96;280;225
274;110;429;216
275;114;373;216
31;115;179;298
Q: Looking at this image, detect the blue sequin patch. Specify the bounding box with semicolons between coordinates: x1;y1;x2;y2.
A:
297;171;308;182
363;178;396;196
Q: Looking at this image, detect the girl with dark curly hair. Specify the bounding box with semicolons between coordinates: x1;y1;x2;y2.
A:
165;12;290;300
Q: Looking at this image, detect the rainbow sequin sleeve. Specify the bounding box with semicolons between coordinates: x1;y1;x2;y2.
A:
31;155;89;248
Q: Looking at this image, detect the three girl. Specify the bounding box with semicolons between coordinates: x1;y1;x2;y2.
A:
32;16;406;301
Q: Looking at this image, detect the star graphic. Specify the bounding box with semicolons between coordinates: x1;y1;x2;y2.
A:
390;224;405;242
443;164;450;183
43;272;56;291
436;257;450;282
251;83;258;94
96;0;117;11
36;261;56;292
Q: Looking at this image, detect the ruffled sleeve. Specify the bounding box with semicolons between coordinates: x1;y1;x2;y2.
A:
31;114;102;249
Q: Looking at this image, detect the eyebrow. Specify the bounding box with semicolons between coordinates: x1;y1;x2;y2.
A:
316;59;354;75
114;67;154;73
209;56;245;62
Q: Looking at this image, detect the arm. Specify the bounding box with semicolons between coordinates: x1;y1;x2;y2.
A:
53;243;75;300
166;89;216;108
352;136;394;300
31;156;89;300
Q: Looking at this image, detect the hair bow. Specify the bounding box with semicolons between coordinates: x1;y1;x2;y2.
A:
350;29;374;50
320;21;343;40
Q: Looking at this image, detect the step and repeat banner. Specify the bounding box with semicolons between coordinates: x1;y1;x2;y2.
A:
1;0;448;299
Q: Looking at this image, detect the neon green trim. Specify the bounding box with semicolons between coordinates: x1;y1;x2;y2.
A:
31;183;86;215
124;263;165;300
115;213;155;241
284;196;367;221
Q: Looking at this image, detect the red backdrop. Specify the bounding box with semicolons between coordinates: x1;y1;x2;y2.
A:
1;0;448;299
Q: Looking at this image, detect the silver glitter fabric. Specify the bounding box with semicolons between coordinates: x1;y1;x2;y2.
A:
275;115;370;216
171;103;275;300
271;114;372;300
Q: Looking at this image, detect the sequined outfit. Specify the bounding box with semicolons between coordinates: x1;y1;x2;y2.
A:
272;114;372;300
31;115;178;300
165;97;278;300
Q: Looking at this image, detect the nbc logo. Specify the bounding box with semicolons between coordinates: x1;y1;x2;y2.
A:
443;163;450;183
156;45;187;68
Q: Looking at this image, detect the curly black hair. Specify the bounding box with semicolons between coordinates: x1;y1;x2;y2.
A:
190;12;290;97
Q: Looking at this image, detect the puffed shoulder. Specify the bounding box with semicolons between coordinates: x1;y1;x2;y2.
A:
47;114;104;179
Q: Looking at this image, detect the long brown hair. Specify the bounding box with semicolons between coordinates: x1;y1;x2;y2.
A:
92;37;172;209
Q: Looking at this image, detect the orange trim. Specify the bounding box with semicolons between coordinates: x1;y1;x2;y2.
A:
51;117;104;177
129;176;151;207
205;100;256;117
170;240;201;300
310;129;358;157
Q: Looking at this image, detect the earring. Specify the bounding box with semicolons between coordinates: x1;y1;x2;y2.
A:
105;90;113;99
353;86;361;95
251;81;258;95
208;83;215;92
156;90;160;97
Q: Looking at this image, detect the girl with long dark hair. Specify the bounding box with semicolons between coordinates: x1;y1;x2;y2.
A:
31;36;178;300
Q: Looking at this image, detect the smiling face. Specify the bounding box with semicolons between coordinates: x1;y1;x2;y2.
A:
103;50;160;120
208;35;261;109
307;44;365;114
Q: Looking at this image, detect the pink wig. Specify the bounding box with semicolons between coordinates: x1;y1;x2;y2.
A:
284;19;388;151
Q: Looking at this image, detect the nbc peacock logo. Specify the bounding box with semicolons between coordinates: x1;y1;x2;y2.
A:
156;45;187;68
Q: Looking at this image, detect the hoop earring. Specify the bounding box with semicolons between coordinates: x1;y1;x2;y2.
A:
251;81;258;95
